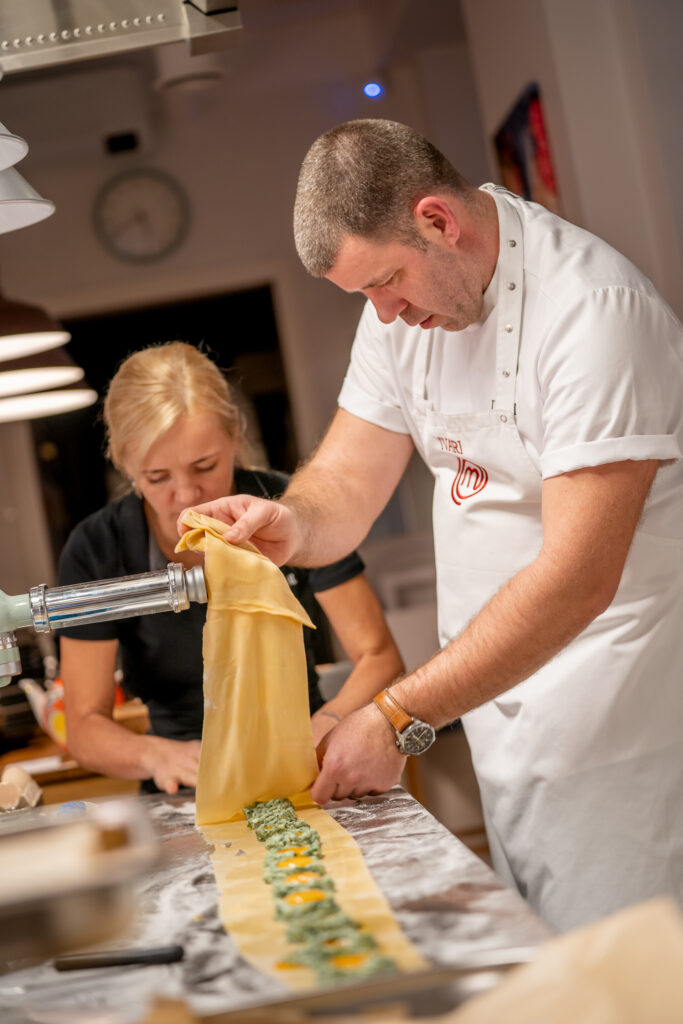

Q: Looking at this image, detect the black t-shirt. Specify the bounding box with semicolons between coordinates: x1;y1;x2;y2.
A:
57;468;364;740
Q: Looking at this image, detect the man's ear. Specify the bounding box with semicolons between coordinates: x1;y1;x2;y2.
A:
413;196;461;247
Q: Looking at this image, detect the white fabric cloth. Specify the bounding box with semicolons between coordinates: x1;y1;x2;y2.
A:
338;186;683;932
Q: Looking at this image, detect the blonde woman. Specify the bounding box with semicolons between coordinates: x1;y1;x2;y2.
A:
57;343;404;794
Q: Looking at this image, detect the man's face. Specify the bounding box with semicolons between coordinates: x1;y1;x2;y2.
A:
326;232;486;332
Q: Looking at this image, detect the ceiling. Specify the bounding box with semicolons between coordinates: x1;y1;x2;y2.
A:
0;0;466;84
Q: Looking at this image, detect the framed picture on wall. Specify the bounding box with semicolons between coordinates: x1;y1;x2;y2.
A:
494;82;561;214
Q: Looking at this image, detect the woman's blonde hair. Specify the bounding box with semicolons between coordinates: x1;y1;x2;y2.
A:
103;342;243;476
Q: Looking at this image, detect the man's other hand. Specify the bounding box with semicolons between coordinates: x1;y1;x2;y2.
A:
311;703;405;804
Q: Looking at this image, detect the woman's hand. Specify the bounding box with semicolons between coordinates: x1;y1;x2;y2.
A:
141;737;201;794
310;706;343;747
61;638;201;791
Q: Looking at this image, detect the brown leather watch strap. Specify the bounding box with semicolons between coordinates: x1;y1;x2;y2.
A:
373;689;413;733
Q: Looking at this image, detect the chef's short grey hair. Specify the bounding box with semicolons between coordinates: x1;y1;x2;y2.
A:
293;119;472;277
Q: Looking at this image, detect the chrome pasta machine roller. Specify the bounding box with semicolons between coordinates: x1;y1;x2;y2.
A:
0;564;207;686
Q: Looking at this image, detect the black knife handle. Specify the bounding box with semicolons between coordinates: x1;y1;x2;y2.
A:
54;944;184;971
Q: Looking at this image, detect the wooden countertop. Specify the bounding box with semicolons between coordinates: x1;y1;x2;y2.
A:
0;733;139;804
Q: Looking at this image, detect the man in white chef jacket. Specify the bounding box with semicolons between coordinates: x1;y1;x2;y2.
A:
186;119;683;932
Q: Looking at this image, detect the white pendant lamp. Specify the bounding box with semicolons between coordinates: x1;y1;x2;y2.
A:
0;165;55;235
0;349;96;422
0;87;62;357
0;293;70;362
0;147;66;360
0;347;83;397
0;84;52;234
0;120;28;172
0;74;81;414
0;365;83;398
0;387;97;423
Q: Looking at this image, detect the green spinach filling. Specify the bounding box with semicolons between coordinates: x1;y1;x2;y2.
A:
244;797;397;982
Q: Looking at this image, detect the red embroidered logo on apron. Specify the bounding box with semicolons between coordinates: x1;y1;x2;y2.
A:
451;457;489;505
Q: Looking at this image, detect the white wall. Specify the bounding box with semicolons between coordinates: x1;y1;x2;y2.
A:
628;0;683;293
461;0;683;318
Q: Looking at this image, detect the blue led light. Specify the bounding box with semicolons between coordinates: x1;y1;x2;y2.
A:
363;81;383;99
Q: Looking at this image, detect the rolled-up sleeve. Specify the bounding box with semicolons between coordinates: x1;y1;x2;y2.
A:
537;286;683;478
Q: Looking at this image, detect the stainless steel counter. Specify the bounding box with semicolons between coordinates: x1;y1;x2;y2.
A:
0;787;551;1022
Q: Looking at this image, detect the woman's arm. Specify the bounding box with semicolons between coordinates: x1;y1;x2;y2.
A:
310;574;404;745
60;637;200;794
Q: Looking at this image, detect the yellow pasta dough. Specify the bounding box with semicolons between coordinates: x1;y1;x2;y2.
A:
176;510;318;825
176;510;426;987
202;804;427;989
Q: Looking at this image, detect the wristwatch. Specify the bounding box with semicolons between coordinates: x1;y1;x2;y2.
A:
373;689;436;755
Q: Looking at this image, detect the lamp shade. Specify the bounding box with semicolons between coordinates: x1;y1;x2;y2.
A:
0;365;83;398
0;294;70;362
0;388;97;423
0;346;83;397
0;347;94;419
0;166;55;235
0;121;28;172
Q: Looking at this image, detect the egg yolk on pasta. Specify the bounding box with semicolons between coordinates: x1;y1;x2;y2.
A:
277;855;313;870
284;889;327;906
331;952;370;969
286;871;322;886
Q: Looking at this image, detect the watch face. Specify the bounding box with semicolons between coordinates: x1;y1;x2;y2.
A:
93;169;190;263
398;721;436;755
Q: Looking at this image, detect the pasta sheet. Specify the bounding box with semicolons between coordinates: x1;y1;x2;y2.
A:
176;510;318;825
177;509;426;989
202;804;427;990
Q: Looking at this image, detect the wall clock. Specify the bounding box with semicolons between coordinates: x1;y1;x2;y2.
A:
93;168;190;263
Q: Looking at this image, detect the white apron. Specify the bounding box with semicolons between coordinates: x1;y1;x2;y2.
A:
411;186;683;932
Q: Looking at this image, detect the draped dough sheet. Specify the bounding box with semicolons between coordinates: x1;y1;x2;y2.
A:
176;510;318;825
176;510;427;987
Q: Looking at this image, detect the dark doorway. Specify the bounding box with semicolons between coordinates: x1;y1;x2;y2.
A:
32;284;297;562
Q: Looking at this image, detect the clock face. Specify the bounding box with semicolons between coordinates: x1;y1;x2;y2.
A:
93;169;190;263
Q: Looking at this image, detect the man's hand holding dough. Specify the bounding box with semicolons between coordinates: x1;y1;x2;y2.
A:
311;704;406;805
178;495;300;566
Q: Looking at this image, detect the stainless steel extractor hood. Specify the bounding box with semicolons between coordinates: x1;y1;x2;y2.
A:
0;1;242;75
